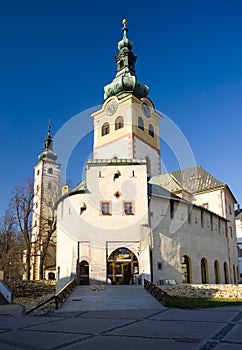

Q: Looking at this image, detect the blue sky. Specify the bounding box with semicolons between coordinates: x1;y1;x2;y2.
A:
0;0;242;216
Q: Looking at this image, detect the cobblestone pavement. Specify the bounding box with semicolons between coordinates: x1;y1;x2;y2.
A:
0;286;242;350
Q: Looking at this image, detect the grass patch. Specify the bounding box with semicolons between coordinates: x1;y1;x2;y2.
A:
166;295;242;309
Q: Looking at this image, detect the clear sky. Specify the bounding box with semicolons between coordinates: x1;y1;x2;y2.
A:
0;0;242;216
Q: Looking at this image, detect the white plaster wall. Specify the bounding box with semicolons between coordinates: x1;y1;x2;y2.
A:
236;218;242;239
133;136;160;176
56;161;152;287
94;137;132;159
150;196;236;284
194;189;224;216
194;188;238;282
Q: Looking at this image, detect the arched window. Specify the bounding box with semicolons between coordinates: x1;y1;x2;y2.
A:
148;124;154;137
138;116;144;131
224;262;229;284
214;260;220;284
101;122;110;136
201;257;209;284
120;60;124;69
182;255;192;283
48;272;55;280
48;167;54;175
115;116;124;130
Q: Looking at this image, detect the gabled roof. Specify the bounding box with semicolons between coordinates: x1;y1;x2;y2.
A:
170;166;224;194
151;166;226;194
151;166;237;203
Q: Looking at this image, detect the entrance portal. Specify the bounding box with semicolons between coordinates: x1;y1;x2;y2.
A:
79;260;89;285
107;247;139;285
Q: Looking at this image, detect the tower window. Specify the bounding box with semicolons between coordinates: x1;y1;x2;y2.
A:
100;201;111;215
138;116;144;131
120;59;124;69
115;116;124;130
148;124;154;137
48;182;52;190
123;201;135;215
101;122;110;136
48;167;54;175
37;169;40;176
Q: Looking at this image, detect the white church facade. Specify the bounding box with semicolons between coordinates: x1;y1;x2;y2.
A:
36;19;238;290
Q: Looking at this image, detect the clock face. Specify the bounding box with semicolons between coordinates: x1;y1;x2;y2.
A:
142;102;151;118
106;100;118;116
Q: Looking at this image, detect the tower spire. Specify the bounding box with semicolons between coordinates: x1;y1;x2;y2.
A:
104;19;149;100
38;121;57;161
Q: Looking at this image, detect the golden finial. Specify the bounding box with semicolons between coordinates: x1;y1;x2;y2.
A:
122;18;127;26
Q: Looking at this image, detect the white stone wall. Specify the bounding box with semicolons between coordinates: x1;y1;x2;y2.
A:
56;161;152;290
133;136;160;176
150;195;237;284
236;218;242;239
194;188;239;282
94;136;133;159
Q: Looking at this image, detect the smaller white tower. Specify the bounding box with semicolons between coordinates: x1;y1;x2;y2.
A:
31;124;60;280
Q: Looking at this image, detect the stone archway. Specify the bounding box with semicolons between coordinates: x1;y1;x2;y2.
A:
182;255;192;283
201;257;209;284
79;260;89;285
107;247;139;285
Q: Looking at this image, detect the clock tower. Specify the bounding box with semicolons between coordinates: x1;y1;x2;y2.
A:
91;19;163;176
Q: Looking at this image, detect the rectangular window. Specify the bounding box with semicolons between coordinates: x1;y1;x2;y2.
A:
123;201;135;215
157;262;162;270
100;201;111;215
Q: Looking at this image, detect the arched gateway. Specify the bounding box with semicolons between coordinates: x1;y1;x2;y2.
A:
107;247;139;285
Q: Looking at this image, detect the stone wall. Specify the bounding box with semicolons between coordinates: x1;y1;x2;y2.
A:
159;284;242;299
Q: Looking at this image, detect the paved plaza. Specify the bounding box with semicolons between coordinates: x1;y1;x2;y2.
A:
0;285;242;349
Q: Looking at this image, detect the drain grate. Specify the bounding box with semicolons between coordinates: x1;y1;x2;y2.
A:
71;299;82;301
175;337;201;343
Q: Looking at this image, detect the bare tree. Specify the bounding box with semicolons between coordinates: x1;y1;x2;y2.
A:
37;182;59;280
11;178;34;280
0;208;25;280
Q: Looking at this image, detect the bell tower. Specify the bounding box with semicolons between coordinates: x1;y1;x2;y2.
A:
91;19;163;176
31;123;60;280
